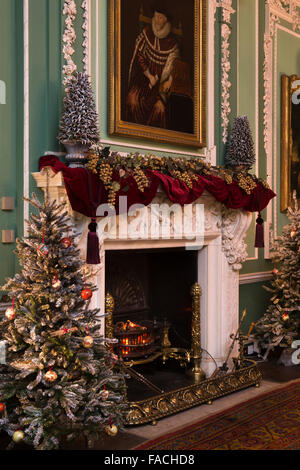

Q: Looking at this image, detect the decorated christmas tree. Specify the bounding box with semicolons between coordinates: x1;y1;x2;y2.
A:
58;72;99;146
0;192;127;450
254;194;300;356
225;116;256;170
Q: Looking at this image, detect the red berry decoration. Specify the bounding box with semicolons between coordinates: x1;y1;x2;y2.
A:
61;237;72;248
81;288;92;300
282;312;290;322
0;403;5;413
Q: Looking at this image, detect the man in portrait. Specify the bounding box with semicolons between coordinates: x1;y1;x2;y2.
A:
126;2;180;129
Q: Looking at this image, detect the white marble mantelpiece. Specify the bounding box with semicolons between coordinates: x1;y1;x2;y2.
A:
33;167;252;376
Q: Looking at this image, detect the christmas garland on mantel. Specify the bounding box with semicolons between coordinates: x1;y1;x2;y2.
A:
39;153;276;265
86;149;270;205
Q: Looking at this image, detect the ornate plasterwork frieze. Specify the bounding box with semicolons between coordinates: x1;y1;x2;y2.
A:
81;0;89;74
62;0;77;85
214;1;236;144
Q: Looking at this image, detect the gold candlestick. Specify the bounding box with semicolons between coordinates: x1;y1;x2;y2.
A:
105;292;115;352
188;283;206;383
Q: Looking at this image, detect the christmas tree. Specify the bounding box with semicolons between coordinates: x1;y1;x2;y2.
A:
0;192;127;450
254;194;300;355
225;116;255;170
58;72;99;146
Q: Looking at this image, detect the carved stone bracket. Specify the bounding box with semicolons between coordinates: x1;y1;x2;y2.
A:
220;207;252;271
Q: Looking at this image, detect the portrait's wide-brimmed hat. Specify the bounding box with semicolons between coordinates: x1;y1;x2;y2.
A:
151;1;172;21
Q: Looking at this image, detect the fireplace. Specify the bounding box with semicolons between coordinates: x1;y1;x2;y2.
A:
105;248;198;362
33;170;254;376
33;169;262;425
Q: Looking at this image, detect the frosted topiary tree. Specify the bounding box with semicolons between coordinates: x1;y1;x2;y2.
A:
58;72;99;146
225;116;255;170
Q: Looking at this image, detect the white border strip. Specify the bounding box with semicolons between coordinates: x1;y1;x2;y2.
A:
23;0;29;236
95;0;99;114
239;271;272;285
99;138;207;158
88;0;92;76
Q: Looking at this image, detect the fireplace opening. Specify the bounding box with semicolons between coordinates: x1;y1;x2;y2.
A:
105;248;199;399
106;248;197;353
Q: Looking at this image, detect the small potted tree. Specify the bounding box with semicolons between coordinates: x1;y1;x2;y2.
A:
225;115;256;172
58;72;99;167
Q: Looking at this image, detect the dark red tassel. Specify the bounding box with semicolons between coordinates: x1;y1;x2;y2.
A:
86;218;100;264
255;212;264;248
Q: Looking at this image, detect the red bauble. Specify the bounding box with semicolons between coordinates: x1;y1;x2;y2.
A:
61;237;72;248
0;403;5;413
81;288;92;300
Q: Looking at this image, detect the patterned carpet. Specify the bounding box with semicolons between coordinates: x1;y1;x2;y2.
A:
134;380;300;450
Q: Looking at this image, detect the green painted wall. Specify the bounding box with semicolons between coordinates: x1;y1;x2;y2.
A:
0;0;23;293
239;281;272;335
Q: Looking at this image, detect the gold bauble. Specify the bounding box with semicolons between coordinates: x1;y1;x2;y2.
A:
45;370;58;382
83;335;94;349
100;390;110;401
52;278;62;290
5;307;16;321
12;430;25;443
105;424;118;436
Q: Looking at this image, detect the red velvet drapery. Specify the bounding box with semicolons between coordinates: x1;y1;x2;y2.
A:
39;155;276;263
39;155;276;216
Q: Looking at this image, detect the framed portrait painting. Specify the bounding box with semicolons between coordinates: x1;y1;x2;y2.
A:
281;75;300;212
108;0;206;148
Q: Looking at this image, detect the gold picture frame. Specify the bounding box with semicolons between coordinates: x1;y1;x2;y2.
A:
108;0;206;148
280;74;300;212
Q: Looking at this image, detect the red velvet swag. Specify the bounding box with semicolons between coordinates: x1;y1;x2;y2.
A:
39;156;276;263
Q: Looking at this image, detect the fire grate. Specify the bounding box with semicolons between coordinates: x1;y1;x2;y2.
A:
114;320;161;359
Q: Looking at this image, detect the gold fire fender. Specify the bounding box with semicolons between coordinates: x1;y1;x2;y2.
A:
124;360;262;426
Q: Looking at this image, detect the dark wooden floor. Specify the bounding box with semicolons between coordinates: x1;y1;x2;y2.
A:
1;360;299;451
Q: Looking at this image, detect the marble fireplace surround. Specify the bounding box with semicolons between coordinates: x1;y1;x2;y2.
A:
33;168;252;376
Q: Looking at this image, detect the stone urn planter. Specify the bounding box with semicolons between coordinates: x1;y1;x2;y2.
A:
62;141;90;168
